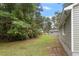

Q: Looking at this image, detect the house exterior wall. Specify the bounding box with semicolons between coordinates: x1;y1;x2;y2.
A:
64;16;71;50
72;4;79;55
59;12;71;55
59;3;79;56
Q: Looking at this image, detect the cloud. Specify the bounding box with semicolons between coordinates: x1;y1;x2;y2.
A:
48;16;52;19
43;6;51;10
45;16;52;19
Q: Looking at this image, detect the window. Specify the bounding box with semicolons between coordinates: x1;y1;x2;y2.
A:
62;26;65;36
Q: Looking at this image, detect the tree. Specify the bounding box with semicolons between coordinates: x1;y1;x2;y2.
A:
0;3;43;41
52;11;62;29
41;16;52;33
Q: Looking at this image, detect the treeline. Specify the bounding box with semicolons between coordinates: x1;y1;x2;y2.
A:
0;3;52;42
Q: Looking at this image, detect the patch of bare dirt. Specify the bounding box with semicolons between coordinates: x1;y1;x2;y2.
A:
48;39;67;56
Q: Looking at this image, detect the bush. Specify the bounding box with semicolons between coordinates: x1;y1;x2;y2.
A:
0;4;43;42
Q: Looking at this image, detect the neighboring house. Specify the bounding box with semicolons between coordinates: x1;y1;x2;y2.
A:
49;27;59;36
59;3;79;56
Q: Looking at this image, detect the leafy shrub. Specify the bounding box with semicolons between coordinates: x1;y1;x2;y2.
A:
0;4;43;41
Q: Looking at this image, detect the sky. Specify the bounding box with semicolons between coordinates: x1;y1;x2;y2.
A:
40;3;63;18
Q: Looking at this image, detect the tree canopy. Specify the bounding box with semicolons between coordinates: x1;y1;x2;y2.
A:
0;3;52;42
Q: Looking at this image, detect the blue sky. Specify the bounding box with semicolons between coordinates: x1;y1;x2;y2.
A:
40;3;63;17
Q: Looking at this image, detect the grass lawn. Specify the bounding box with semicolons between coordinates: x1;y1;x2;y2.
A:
0;34;59;56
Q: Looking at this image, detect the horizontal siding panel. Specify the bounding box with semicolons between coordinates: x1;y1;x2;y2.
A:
73;11;79;13
73;4;79;52
73;15;79;17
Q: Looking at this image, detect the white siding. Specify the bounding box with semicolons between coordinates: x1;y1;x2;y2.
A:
73;4;79;52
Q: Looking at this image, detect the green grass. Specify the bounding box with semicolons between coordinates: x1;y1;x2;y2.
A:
0;34;57;56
